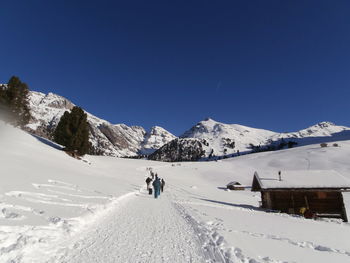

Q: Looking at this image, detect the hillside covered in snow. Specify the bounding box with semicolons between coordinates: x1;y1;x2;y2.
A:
1;122;350;262
151;118;350;161
25;91;350;161
26;91;176;157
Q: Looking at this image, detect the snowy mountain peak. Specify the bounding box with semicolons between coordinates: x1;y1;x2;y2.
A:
42;92;74;109
29;91;74;110
26;91;175;157
284;121;350;139
203;117;215;122
179;118;277;158
140;126;176;155
182;118;219;137
313;121;336;129
317;121;335;126
149;126;173;135
199;117;222;126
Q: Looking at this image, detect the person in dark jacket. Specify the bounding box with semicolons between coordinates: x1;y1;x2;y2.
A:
160;178;165;192
152;175;161;199
145;177;152;190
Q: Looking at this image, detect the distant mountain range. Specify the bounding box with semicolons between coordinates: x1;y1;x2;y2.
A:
26;91;176;156
25;91;350;161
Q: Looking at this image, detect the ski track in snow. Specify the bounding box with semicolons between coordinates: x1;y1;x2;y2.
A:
179;200;350;258
236;230;350;257
168;186;282;263
1;181;348;263
49;187;218;263
0;179;114;263
45;184;275;263
168;184;350;263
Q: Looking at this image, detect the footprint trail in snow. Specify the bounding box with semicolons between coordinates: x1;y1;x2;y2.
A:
50;188;215;263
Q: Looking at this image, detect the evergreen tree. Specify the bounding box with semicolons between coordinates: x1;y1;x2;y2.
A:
0;86;7;114
54;106;90;155
53;111;71;147
0;76;31;126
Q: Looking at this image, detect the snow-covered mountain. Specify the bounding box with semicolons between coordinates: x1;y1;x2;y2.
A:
150;118;350;161
26;91;175;157
25;91;350;160
181;118;277;156
268;121;350;144
141;126;176;155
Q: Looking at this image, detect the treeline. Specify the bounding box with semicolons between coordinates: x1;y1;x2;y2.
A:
249;138;298;153
1;76;90;156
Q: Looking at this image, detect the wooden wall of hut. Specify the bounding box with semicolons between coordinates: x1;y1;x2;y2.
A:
261;190;347;221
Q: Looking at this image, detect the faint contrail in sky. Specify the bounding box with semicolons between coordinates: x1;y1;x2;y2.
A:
216;81;222;92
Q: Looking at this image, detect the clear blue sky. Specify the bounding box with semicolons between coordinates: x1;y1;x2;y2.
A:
0;0;349;135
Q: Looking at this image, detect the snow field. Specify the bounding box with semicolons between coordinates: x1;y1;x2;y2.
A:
156;149;350;263
1;121;350;262
50;188;211;263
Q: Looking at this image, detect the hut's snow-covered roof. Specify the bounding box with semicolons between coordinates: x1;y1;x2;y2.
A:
253;170;350;190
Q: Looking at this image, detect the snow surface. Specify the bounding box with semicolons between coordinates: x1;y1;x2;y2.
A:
1;121;350;262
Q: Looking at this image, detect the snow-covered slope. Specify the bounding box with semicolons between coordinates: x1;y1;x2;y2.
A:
141;126;177;155
268;121;350;145
26;91;350;161
169;118;350;161
27;92;75;137
181;118;277;156
26;91;175;157
0;121;164;261
1;122;350;262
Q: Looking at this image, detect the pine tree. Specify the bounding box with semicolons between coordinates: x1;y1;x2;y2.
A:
0;86;7;114
54;106;90;155
0;76;31;126
53;111;71;147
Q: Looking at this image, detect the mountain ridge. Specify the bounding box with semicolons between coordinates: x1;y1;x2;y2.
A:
150;118;350;161
26;91;175;157
24;90;350;160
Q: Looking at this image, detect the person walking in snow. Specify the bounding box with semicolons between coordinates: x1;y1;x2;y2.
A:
152;175;161;199
145;177;152;191
150;170;155;180
160;178;165;192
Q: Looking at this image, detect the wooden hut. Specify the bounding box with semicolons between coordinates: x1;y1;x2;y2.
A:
226;181;245;190
252;170;350;222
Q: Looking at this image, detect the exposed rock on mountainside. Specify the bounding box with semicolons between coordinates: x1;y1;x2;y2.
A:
180;118;277;156
26;91;175;157
26;92;75;138
141;126;177;155
150;118;350;162
24;91;350;161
